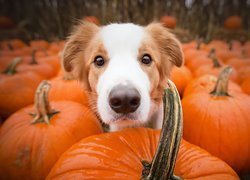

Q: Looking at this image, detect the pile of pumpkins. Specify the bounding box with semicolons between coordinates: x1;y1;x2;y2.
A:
0;37;249;179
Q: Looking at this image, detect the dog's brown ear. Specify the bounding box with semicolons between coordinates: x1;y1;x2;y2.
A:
62;21;99;73
146;23;183;67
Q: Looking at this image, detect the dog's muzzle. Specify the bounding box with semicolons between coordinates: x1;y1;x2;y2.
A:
108;84;141;114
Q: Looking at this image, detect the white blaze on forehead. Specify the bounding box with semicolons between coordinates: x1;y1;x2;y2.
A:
100;23;145;57
96;23;152;124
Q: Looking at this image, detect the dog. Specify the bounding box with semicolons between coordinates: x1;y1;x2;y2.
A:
62;21;183;131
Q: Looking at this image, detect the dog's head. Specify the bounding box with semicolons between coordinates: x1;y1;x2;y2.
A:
63;22;183;128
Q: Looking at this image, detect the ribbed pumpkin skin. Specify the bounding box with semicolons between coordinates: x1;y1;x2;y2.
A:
48;77;89;107
241;78;250;95
183;75;242;97
170;66;192;96
182;92;250;173
47;128;239;180
0;71;43;119
0;101;103;180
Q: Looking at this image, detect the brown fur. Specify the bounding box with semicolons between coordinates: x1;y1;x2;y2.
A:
62;21;100;90
144;23;183;103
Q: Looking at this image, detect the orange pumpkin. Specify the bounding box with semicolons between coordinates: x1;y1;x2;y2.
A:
16;50;58;79
183;74;241;97
47;80;238;180
0;16;15;29
182;66;250;173
237;66;250;84
0;58;44;119
48;74;89;107
47;131;239;180
224;15;242;30
0;39;26;50
160;15;177;29
241;78;250;95
226;56;250;71
0;81;103;180
37;55;61;74
30;40;50;50
170;66;192;96
193;55;239;83
186;49;215;72
201;40;228;52
48;41;65;54
183;48;206;65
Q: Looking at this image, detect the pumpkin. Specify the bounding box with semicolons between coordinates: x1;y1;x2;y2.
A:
30;40;50;50
193;54;239;83
184;48;207;65
237;66;250;84
224;15;242;30
48;74;89;107
0;39;26;51
47;133;239;180
186;49;215;72
227;56;250;71
47;80;239;180
0;16;15;29
206;41;241;63
16;50;58;79
0;81;103;180
201;40;228;52
183;73;241;97
0;58;44;119
170;66;192;96
182;39;204;52
160;15;177;29
182;66;250;173
49;41;65;54
241;78;250;95
37;55;61;74
2;46;33;57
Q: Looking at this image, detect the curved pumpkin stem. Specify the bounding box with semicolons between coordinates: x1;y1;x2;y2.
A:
211;56;222;68
31;81;59;125
208;49;222;68
210;66;232;97
3;57;22;75
7;42;14;51
196;38;202;50
141;80;183;180
208;48;215;58
30;49;38;64
228;41;233;51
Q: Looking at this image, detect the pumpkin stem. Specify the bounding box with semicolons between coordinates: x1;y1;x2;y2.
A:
7;42;14;50
211;56;222;68
195;38;202;50
141;80;183;180
207;48;215;58
241;49;247;58
210;66;232;97
228;41;233;51
30;81;59;125
30;49;38;64
3;57;22;75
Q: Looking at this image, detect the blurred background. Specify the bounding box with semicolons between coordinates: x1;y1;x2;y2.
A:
0;0;249;42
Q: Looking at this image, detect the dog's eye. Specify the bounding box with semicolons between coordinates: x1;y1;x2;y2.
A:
94;56;105;67
141;54;152;65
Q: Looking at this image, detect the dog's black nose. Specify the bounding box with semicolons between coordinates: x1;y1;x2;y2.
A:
109;84;141;114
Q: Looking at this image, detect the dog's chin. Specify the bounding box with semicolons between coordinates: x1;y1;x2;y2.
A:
109;113;144;128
